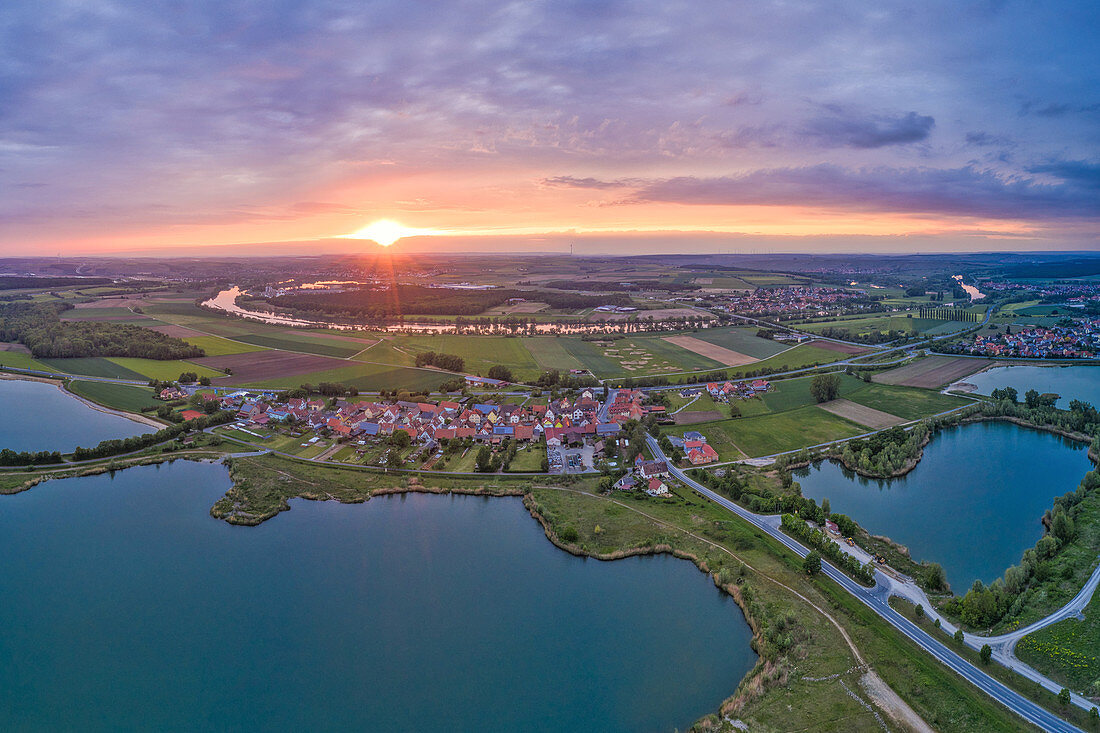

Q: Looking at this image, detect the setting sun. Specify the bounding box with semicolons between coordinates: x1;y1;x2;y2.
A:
340;219;440;247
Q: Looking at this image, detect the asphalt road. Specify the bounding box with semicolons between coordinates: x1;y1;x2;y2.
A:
645;434;1086;733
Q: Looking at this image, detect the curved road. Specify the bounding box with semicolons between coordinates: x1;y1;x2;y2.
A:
645;435;1086;732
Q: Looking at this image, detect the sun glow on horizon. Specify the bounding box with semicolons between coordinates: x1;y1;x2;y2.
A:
339;219;442;247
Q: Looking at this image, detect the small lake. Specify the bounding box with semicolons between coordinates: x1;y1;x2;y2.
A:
0;461;756;731
0;379;146;453
966;365;1100;408
795;422;1092;591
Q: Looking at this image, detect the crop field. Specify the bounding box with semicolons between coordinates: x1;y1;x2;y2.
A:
182;335;270;356
817;399;905;429
0;349;56;373
759;374;866;413
232;332;364;358
66;380;161;412
252;361;452;392
104;357;224;381
844;382;967;421
807;339;872;355
661;335;758;367
522;337;588;374
693;327;792;359
873;356;990;388
666;406;866;459
195;351;349;385
38;357;148;380
366;334;542;379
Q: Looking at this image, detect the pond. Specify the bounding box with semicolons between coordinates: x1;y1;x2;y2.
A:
0;461;757;731
795;421;1092;592
0;378;148;453
966;364;1100;409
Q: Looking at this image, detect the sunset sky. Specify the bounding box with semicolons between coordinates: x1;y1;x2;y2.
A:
1;1;1097;256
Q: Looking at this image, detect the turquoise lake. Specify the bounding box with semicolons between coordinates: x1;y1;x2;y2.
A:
966;364;1100;408
0;378;145;453
795;422;1092;592
0;461;756;732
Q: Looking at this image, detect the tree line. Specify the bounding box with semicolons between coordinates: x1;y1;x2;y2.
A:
71;410;235;461
0;302;204;360
414;351;465;372
267;285;633;318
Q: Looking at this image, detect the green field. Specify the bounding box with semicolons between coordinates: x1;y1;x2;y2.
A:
1016;591;1100;696
559;335;724;380
233;333;363;358
844;382;966;420
66;380;162;412
0;350;56;373
695;327;791;359
759;374;866;412
667;406;867;459
522;337;589;373
253;361;452;392
362;334;542;379
105;357;223;381
183;335;269;356
38;357;148;380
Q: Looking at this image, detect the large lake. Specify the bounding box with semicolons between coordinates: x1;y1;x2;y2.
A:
0;461;756;731
796;422;1092;592
0;379;146;453
966;364;1100;408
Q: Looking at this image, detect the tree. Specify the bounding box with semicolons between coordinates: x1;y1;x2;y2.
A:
821;498;831;517
475;445;493;472
810;373;841;403
385;450;402;469
1058;688;1071;706
915;604;924;620
980;644;992;664
560;525;579;543
487;365;513;382
728;403;741;418
1025;388;1041;408
1089;707;1098;725
953;628;964;644
924;562;948;592
198;376;211;386
390;430;412;449
803;550;821;576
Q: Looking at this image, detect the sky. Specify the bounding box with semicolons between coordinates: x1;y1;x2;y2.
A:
0;0;1098;256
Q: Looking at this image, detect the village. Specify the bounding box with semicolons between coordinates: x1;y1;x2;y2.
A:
949;320;1100;359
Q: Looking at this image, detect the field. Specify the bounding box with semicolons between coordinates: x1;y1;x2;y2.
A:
1016;591;1100;696
759;374;866;412
38;357;148;380
195;351;350;384
182;335;269;356
0;349;56;373
808;339;872;355
252;361;453;392
817;399;905;429
104;357;223;381
661;335;758;367
361;334;542;379
693;327;791;359
844;382;967;421
873;356;990;388
664;406;867;459
66;380;162;412
559;336;724;379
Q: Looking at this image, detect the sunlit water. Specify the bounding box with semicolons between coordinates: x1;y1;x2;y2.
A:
0;460;756;731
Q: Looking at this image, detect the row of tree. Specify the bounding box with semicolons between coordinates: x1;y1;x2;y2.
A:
71;410;234;461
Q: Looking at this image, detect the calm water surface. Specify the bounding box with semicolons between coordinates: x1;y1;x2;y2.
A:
0;461;756;732
967;365;1100;408
796;422;1091;591
0;379;145;452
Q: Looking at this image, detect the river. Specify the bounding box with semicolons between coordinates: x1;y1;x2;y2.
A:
965;364;1100;408
0;460;757;731
0;378;147;453
795;422;1091;592
953;274;986;301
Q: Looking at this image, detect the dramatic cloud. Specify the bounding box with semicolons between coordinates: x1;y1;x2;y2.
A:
802;108;935;149
0;0;1097;251
553;164;1100;220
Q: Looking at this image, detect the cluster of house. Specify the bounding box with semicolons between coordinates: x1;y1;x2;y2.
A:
207;388;626;448
718;286;871;318
681;379;770;403
958;322;1100;359
607;388;664;421
667;430;720;465
614;456;672;496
